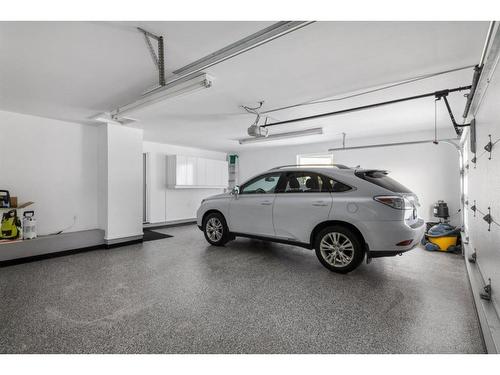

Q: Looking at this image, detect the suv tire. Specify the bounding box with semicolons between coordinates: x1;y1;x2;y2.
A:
314;225;364;273
203;212;230;246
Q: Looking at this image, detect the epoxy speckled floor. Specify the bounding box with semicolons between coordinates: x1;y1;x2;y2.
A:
0;224;485;353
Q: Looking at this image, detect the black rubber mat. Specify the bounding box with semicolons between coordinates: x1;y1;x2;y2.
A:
143;229;173;242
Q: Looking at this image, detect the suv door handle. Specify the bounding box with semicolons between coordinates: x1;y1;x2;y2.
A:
312;201;328;207
260;201;273;206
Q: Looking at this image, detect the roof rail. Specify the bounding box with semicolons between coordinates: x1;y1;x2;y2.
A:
270;164;351;170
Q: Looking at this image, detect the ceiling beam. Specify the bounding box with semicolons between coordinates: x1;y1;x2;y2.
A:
168;21;314;84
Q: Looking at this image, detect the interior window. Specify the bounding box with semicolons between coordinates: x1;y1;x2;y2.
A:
240;173;281;194
281;172;324;193
297;153;334;166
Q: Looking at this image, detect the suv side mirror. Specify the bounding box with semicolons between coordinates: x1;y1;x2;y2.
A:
231;186;240;196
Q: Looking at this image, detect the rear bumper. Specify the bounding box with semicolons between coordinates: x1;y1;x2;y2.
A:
367;246;417;259
361;218;425;253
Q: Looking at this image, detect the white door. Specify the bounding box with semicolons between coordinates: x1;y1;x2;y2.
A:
229;172;282;237
273;172;332;243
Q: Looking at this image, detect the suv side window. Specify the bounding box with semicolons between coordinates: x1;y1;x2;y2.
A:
278;172;326;193
321;176;352;193
240;173;281;194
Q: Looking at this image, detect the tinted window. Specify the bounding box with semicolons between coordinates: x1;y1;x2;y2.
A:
240;173;281;194
355;170;411;193
322;177;352;193
279;172;326;193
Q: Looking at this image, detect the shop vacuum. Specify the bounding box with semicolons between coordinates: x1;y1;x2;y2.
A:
422;200;461;252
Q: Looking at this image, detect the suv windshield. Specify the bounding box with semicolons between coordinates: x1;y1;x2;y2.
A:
355;170;411;193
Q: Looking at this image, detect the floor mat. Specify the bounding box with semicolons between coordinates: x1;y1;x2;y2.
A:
143;229;173;242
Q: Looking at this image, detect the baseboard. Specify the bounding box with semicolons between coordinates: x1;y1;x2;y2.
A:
463;235;500;353
104;234;143;248
0;244;106;267
0;230;145;266
0;229;105;266
144;218;196;229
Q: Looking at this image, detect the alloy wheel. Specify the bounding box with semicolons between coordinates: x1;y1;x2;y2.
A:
319;232;354;267
206;217;223;242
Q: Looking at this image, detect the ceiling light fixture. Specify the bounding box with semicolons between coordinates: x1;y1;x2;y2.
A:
91;72;214;125
113;72;213;118
239;127;323;145
89;112;138;125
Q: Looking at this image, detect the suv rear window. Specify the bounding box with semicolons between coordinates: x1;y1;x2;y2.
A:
355;170;411;193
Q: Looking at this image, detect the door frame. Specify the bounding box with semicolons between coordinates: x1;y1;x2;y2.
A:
143;152;151;224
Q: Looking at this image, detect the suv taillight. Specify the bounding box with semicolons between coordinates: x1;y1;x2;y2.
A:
374;195;413;210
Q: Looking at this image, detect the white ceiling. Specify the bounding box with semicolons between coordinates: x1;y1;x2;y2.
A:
0;21;489;151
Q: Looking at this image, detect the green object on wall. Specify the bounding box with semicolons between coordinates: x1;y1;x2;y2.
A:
229;154;238;165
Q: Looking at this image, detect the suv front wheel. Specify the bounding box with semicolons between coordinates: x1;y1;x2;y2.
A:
203;212;230;246
314;225;364;273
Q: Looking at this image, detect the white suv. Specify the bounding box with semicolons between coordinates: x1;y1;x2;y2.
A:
196;165;425;273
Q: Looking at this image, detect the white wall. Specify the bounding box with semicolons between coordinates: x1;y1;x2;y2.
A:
237;130;461;224
143;141;227;223
0;110;99;235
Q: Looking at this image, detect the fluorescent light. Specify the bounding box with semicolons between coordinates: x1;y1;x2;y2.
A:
112;72;213;118
239;127;323;145
89;112;139;125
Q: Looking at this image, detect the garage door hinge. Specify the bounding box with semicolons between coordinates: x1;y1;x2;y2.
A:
484;134;493;160
480;278;492;301
483;207;492;231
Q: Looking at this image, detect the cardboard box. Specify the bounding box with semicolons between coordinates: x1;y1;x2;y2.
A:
9;196;18;208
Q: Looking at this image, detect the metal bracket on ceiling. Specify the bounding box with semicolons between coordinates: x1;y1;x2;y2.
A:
137;27;166;87
434;90;471;136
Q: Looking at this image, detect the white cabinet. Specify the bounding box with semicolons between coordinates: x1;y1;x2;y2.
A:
167;155;228;189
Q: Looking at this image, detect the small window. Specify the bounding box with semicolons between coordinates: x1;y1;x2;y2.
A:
328;179;352;193
320;176;352;193
297;153;334;166
280;172;326;193
240;173;281;194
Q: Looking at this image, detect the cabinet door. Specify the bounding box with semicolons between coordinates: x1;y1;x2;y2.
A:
206;159;216;186
214;160;222;186
176;155;187;185
196;157;207;186
186;156;196;186
221;161;229;187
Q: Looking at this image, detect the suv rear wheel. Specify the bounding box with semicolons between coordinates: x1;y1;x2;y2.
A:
203;212;230;246
314;225;364;273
